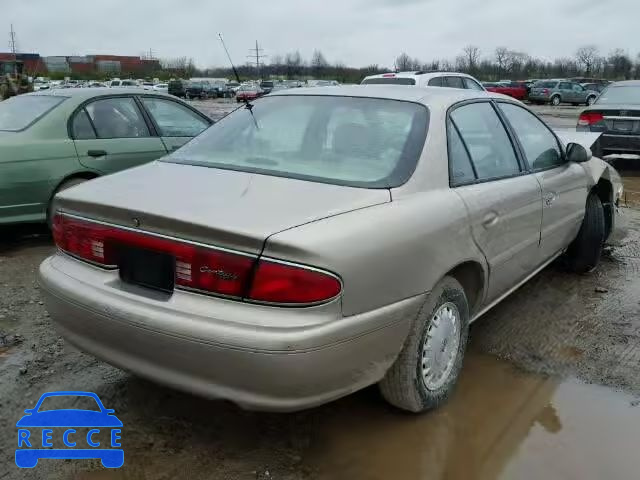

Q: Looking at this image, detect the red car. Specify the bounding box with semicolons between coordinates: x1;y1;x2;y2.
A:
483;82;528;100
236;86;264;102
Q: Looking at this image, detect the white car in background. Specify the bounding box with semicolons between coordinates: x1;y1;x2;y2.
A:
362;71;485;91
153;83;168;93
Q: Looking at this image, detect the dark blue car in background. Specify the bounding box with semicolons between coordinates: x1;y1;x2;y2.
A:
16;391;123;468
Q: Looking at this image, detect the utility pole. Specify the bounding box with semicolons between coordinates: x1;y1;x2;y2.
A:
9;23;18;75
247;41;267;79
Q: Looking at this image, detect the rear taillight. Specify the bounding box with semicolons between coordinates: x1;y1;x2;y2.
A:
174;245;254;297
53;213;113;265
249;260;341;305
543;89;549;94
578;112;604;126
53;213;341;305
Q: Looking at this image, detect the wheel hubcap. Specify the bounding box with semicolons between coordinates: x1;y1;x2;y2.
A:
421;302;461;391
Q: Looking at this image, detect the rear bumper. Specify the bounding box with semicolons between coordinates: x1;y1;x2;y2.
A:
38;254;420;411
597;133;640;157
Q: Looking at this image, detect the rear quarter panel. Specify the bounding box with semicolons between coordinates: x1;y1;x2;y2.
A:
263;189;487;317
0;136;81;223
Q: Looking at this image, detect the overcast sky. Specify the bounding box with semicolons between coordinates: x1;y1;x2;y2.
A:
6;0;640;68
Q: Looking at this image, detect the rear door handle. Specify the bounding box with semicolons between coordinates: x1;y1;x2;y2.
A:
482;212;499;228
87;149;107;158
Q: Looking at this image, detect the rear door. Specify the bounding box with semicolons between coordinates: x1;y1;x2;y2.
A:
558;82;574;103
498;102;587;260
71;96;167;174
138;96;212;152
572;83;587;103
449;101;542;303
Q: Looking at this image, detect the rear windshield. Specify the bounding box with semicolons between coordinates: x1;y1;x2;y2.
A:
167;96;429;188
596;86;640;105
534;81;557;88
362;77;417;86
0;95;66;131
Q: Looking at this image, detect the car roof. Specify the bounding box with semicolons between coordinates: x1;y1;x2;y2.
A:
607;80;640;87
271;85;503;108
362;71;477;81
25;88;174;101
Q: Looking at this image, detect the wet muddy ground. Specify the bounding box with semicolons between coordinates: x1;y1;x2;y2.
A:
1;205;638;480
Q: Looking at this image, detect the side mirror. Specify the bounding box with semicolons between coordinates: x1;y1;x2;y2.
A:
566;143;591;163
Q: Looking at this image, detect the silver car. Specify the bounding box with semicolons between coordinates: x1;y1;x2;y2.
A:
529;79;599;106
39;86;622;412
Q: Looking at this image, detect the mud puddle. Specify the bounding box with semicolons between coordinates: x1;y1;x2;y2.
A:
20;352;639;480
307;352;640;480
620;172;640;207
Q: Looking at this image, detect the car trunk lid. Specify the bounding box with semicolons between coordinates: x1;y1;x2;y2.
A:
54;161;390;255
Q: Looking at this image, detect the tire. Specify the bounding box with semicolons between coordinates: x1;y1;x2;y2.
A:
550;95;561;106
379;276;470;413
47;178;89;228
565;192;605;274
586;96;596;106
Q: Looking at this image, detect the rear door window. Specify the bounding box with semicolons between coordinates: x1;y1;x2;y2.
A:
0;95;66;131
428;77;444;87
464;78;484;91
448;120;476;185
140;97;210;137
71;109;97;139
361;77;417;86
85;97;150;139
535;81;557;89
450;102;520;180
498;103;564;170
445;77;465;89
559;82;573;90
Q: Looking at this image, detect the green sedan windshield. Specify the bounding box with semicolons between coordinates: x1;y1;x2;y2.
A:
0;95;66;131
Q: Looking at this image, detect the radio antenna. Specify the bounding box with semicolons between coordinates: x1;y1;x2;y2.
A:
218;33;241;85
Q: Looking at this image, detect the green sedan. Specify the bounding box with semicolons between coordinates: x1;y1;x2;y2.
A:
0;88;213;225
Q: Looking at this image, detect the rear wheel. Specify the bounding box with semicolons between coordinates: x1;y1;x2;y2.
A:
551;95;561;106
566;192;605;273
379;276;470;413
47;178;89;228
586;96;596;106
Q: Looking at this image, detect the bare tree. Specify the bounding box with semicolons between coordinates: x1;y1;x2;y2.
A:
576;46;599;76
607;49;632;79
311;50;329;77
495;47;509;77
462;45;481;72
395;52;412;71
284;51;303;78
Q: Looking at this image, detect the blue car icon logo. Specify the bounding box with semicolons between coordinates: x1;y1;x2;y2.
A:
16;391;123;468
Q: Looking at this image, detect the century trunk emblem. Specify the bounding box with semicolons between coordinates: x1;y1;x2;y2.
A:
200;266;238;281
132;218;140;228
